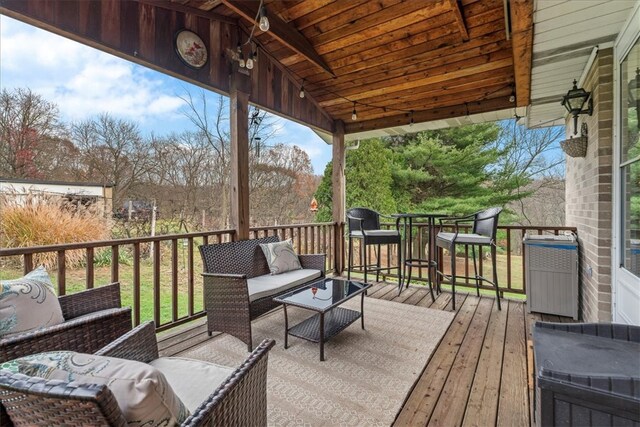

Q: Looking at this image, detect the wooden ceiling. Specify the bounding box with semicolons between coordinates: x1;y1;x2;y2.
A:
0;0;533;135
175;0;533;133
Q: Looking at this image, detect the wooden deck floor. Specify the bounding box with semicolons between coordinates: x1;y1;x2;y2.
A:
157;281;573;427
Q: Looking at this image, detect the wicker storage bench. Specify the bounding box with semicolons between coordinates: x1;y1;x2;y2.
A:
0;283;132;363
200;236;326;351
533;322;640;427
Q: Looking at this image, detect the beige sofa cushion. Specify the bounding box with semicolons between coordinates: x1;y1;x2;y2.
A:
247;269;321;302
0;266;65;338
150;357;235;412
0;351;190;426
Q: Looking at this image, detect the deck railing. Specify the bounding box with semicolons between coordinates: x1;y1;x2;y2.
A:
0;223;339;332
354;223;578;296
0;222;574;332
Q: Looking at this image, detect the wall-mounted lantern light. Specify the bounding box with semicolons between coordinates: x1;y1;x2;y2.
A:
561;79;593;135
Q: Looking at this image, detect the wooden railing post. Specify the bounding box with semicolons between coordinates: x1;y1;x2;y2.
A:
332;120;345;274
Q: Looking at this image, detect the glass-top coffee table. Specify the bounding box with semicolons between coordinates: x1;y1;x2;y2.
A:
273;277;371;361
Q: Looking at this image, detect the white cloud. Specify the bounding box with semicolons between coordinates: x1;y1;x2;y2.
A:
0;16;186;127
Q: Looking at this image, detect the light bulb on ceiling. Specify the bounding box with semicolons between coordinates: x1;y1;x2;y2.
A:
509;94;515;103
238;52;245;68
246;52;254;69
259;6;269;32
351;102;357;121
299;81;305;98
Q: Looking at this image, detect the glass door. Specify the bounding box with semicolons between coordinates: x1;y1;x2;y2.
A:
614;3;640;325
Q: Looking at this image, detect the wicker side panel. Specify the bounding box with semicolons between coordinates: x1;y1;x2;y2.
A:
199;236;278;278
184;339;275;427
0;308;132;362
298;254;327;274
96;321;159;364
0;373;127;427
202;274;253;349
59;283;122;319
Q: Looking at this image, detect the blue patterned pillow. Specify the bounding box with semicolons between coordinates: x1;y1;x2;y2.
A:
0;351;190;426
259;239;302;275
0;266;64;338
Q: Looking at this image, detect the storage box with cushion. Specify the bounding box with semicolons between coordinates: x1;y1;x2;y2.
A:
0;268;132;362
199;236;326;351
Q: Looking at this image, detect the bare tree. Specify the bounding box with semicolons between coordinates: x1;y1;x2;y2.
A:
0;88;65;178
71;114;150;209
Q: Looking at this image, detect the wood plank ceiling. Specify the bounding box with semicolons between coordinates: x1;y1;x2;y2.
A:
174;0;532;134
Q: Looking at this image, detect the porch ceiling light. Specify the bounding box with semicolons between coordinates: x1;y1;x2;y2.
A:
259;5;269;32
561;79;593;135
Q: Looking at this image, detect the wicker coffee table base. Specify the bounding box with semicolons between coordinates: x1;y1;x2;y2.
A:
282;293;366;361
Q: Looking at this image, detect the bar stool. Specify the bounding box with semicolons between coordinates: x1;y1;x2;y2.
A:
347;208;402;284
435;207;502;310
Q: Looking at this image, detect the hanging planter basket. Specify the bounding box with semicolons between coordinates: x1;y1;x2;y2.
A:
560;123;588;158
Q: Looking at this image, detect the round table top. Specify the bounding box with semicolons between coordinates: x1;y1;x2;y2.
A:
391;212;448;219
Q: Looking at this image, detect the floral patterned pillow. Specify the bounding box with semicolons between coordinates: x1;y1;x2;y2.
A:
260;239;302;275
0;351;190;426
0;266;65;338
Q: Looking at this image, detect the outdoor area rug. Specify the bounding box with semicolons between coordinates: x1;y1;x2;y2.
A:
179;296;455;426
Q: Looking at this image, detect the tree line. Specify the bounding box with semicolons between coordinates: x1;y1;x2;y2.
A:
0;87;318;231
314;121;566;226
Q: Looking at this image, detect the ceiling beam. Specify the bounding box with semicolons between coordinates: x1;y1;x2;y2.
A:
344;97;513;134
448;0;469;41
221;0;335;77
509;0;533;107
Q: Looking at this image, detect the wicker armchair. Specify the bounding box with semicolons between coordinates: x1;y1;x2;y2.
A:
200;236;326;351
0;321;275;427
0;283;132;362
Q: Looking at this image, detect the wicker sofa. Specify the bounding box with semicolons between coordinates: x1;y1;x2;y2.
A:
200;236;326;351
0;283;132;362
0;321;275;427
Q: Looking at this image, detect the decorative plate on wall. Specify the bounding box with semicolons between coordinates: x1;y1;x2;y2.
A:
175;30;208;69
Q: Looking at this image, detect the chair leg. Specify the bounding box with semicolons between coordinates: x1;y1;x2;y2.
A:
376;243;381;282
492;245;501;310
347;237;353;280
364;243;368;283
471;245;480;297
450;245;456;311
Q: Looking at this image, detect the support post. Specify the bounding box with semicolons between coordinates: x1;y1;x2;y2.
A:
332;120;346;274
229;72;250;240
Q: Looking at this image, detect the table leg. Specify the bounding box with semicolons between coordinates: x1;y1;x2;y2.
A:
283;304;289;349
319;312;325;361
361;292;365;329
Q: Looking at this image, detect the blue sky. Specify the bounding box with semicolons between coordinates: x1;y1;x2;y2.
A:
0;16;333;174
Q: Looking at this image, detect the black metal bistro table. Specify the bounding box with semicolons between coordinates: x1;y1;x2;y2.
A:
391;213;447;300
273;277;371;361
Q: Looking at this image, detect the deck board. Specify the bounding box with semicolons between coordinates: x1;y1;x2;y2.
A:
164;279;574;426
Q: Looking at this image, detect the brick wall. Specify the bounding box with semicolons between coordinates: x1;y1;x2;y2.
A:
564;48;613;322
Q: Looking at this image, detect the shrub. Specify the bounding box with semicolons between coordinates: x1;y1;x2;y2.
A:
0;192;111;269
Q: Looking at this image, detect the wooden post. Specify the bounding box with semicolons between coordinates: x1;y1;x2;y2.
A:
332;120;346;274
229;71;251;240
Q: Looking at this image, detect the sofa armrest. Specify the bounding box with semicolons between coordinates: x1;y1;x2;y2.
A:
184;339;275;427
96;321;158;363
298;254;326;274
0;307;132;362
59;283;122;320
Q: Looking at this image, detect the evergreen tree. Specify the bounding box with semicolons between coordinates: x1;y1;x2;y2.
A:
314;138;396;221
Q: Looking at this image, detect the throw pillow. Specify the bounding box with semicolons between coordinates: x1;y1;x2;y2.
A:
0;351;190;426
259;239;302;275
0;266;65;338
